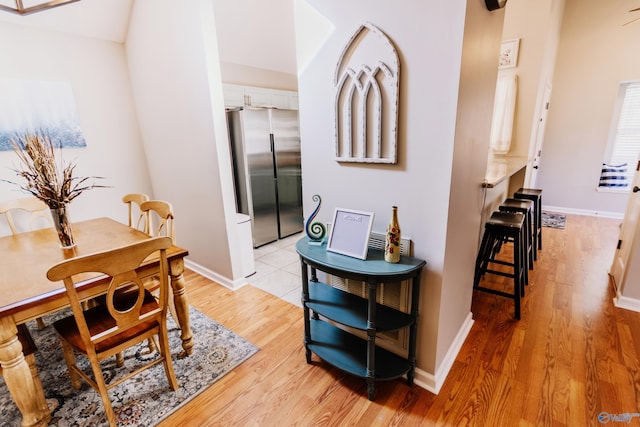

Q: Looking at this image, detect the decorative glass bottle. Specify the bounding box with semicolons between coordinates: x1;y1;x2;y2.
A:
384;206;401;263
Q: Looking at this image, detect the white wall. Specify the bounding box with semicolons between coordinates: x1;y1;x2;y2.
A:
126;0;242;285
501;0;562;159
537;0;640;215
212;0;298;76
213;0;298;91
0;21;152;236
218;62;298;91
440;0;505;377
294;0;502;389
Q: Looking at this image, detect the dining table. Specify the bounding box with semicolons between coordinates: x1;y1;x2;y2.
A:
0;217;193;427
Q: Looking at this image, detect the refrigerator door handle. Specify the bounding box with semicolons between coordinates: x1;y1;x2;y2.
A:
270;134;278;179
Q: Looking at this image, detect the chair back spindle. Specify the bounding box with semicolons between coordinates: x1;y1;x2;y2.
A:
139;200;175;242
0;197;52;235
122;193;150;233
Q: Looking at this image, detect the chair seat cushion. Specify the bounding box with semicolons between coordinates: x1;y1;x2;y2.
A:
54;289;160;354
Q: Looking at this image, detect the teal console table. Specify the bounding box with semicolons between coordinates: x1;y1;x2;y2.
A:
296;236;426;400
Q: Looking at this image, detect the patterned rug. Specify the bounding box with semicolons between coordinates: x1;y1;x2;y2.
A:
1;307;259;426
542;211;566;229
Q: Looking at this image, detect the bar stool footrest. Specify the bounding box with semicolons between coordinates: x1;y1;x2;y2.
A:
473;286;517;300
484;268;516;278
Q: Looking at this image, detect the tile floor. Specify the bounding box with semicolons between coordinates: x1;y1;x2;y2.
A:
247;232;304;307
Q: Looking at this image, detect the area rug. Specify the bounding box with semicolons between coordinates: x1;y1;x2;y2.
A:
0;307;259;426
542;211;566;229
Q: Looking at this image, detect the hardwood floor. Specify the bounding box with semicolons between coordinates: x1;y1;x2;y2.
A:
160;214;637;427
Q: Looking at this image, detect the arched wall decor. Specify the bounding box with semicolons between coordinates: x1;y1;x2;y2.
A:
334;22;399;164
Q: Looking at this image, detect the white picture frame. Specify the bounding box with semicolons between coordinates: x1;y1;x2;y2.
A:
326;208;375;260
499;38;520;69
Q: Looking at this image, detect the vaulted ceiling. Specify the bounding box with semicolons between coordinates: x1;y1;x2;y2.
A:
0;0;133;43
0;0;298;75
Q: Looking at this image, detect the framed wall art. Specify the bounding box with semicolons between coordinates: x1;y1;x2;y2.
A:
499;38;520;69
0;78;86;151
326;208;374;260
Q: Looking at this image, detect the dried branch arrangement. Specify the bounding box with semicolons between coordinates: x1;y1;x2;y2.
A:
2;132;106;209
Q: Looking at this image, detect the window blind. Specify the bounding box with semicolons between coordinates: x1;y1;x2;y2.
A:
608;82;640;180
599;81;640;191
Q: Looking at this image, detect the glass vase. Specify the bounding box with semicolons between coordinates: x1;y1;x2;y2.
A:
50;206;76;249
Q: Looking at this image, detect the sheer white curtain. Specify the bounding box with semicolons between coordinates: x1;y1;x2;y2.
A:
490;75;518;154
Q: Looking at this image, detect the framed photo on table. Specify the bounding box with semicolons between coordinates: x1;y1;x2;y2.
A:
326;208;374;260
499;38;520;69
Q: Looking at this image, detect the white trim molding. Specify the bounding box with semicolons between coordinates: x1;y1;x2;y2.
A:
543;205;623;220
613;291;640;313
413;312;475;394
184;259;249;291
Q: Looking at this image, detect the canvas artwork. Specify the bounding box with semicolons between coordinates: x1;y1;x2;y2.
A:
0;78;86;151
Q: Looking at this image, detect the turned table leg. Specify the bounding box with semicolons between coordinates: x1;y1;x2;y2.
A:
0;317;49;427
169;258;193;357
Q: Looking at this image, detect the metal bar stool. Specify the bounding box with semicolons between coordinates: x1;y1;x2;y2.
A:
474;211;527;319
499;198;535;273
514;188;542;257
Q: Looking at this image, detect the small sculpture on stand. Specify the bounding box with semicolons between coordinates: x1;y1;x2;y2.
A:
305;194;326;245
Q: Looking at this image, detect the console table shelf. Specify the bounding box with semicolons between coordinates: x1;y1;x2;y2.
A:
307;280;414;332
296;236;426;400
308;319;411;380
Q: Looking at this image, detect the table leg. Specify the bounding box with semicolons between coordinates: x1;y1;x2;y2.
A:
0;317;49;427
366;280;377;401
301;260;311;364
25;353;49;417
169;258;193;357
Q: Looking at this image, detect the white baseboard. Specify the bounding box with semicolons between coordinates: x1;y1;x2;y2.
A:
413;312;474;394
184;259;248;291
613;291;640;313
542;205;623;220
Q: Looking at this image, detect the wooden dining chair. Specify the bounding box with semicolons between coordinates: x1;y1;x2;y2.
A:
0;197;53;329
91;193;151;365
139;200;175;241
122;193;149;232
116;198;174;365
46;237;179;427
0;197;52;235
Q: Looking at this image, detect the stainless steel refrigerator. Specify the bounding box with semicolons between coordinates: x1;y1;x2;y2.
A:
227;107;303;248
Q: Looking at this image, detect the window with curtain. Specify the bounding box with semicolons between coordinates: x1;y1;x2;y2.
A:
489;75;518;155
600;81;640;190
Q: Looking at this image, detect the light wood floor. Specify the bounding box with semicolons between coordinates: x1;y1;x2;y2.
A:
160;214;637;427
